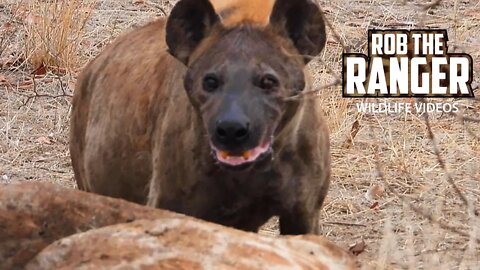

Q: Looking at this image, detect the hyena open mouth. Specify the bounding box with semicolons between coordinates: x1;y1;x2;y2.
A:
211;140;272;167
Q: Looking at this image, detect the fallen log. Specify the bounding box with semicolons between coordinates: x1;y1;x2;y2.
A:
0;182;355;269
0;182;177;269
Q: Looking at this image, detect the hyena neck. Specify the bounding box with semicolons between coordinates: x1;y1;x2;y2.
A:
273;69;314;149
192;110;216;167
274;99;306;152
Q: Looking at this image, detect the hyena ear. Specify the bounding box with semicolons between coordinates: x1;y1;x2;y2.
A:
269;0;326;64
166;0;220;65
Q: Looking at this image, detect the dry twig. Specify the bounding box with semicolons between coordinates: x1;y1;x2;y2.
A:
419;99;479;216
369;128;480;244
17;75;72;108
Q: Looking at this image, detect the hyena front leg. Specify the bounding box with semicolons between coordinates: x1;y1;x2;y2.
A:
280;202;320;235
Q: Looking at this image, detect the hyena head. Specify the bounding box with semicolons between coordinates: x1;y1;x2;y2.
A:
166;0;326;170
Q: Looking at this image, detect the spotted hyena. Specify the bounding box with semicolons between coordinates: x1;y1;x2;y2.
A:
70;0;330;234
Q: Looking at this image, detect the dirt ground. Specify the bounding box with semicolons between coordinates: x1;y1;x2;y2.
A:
1;0;479;269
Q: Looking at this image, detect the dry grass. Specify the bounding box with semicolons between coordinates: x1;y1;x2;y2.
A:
23;0;96;73
314;1;480;268
0;0;479;269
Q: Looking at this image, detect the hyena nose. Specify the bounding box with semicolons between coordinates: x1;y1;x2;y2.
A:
216;120;250;144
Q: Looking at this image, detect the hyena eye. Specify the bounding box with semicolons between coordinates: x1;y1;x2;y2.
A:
202;74;220;92
259;74;279;91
